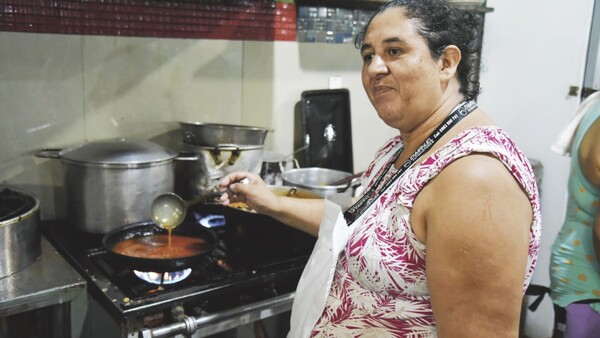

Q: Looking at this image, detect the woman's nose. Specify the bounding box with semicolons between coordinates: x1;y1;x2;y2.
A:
366;55;388;77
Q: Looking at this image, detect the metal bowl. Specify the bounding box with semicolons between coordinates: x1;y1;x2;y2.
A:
281;167;355;210
0;188;41;278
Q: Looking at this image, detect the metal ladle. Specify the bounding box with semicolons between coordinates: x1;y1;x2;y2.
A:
151;178;249;230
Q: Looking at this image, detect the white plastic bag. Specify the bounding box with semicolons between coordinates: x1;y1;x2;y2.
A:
288;200;355;338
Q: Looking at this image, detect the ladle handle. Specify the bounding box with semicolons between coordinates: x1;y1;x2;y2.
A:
185;191;223;208
185;177;250;207
329;171;364;186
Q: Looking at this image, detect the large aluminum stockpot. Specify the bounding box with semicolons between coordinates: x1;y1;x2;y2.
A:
180;122;269;147
37;138;178;234
176;143;264;199
281;168;360;211
0;188;41;278
176;122;269;199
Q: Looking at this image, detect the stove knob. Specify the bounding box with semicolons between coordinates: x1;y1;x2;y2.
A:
171;305;185;321
191;306;209;316
239;293;256;304
263;287;278;298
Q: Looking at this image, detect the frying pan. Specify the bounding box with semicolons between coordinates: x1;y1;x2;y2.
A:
195;185;319;251
195;202;316;253
102;220;218;272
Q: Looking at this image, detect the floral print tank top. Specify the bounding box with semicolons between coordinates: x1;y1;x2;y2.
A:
310;126;542;338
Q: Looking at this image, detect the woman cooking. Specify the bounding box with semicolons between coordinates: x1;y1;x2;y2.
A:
219;0;542;337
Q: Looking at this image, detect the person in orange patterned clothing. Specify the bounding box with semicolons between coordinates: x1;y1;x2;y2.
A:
220;1;542;337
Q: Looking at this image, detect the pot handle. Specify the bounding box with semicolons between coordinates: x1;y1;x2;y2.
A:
286;186;299;197
35;149;62;159
279;158;300;173
174;151;199;161
228;148;242;165
207;145;243;167
335;172;363;193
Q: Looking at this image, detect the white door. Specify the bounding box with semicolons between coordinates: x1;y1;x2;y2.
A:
479;0;595;337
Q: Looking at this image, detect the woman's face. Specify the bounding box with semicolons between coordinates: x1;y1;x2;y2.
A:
361;8;444;130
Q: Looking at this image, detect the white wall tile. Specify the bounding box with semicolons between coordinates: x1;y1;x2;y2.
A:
81;36;244;142
0;32;85;219
0;33;246;219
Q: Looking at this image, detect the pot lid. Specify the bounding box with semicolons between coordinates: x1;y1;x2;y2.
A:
60;138;178;165
0;188;37;222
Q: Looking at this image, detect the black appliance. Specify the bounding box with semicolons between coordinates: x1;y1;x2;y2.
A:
295;89;354;173
42;204;315;338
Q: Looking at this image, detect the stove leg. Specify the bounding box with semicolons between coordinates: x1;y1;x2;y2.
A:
69;287;88;337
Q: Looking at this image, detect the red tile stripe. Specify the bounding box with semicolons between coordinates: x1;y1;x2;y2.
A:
0;0;297;41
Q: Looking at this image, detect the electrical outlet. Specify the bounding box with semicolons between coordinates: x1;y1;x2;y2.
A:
329;76;343;89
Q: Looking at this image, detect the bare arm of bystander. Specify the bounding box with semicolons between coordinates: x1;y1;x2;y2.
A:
579;118;600;262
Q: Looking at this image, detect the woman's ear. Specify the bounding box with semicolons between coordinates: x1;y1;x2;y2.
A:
439;45;461;80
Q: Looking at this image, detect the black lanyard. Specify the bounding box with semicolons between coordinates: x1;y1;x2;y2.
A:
343;100;478;225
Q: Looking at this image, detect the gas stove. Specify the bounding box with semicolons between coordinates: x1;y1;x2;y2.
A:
42;204;315;337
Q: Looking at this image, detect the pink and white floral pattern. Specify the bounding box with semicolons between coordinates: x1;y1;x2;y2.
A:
310;126;542;337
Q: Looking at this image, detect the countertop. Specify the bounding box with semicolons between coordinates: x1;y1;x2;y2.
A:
0;235;87;335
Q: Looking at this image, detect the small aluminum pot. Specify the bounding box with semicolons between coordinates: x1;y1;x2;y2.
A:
259;151;300;186
37;138;178;234
281;167;359;210
0;188;41;278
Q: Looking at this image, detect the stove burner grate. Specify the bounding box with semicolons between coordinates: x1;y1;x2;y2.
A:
133;268;193;285
41;210;316;325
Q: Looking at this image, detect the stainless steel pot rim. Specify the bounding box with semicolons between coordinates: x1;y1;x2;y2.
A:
281;168;352;189
180;122;269;132
0;191;40;228
59;158;175;169
181;143;264;151
56;138;178;165
180;122;269;147
286;182;347;192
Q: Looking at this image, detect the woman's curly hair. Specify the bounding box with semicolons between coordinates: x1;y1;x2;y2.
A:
355;0;483;101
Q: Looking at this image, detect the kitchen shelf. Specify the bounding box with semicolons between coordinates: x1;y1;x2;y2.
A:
296;0;386;10
295;0;493;13
295;0;493;44
453;4;494;13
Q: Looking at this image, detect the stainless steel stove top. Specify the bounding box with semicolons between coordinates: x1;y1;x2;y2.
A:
42;205;315;337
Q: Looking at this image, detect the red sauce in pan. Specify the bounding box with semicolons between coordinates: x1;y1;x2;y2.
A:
112;234;209;259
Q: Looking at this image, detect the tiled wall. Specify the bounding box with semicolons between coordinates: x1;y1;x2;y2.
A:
296;6;373;43
0;32;248;220
0;30;393;220
0;0;399;220
0;0;296;41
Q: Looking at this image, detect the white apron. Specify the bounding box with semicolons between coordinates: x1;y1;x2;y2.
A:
286;131;406;338
287;199;358;338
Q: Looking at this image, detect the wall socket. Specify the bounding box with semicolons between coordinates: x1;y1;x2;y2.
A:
329;76;343;89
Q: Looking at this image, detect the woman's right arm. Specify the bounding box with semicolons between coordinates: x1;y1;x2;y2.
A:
594;210;600;262
219;172;324;236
